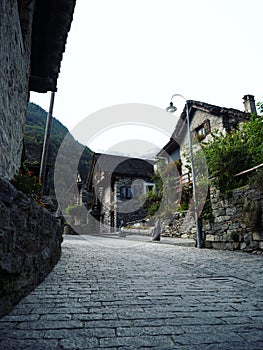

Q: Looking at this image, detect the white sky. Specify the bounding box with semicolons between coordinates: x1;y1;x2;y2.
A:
30;0;263;155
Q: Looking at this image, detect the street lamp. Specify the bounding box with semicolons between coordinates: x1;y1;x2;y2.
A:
166;93;203;248
76;171;82;205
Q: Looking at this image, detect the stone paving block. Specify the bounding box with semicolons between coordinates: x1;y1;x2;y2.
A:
102;313;119;320
0;338;58;350
39;313;72;321
7;307;33;315
58;337;99;349
132;318;170;327
84;319;132;329
172;331;245;346
72;313;104;321
116;325;184;337
221;315;255;324
44;328;88;339
1;313;40;322
164;316;226;326
17;319;83;330
0;235;262;349
99;335;175;348
0;329;44;339
0;321;18;329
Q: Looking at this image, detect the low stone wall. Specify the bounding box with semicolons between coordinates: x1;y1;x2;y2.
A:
203;185;263;252
159;185;263;252
0;179;63;317
160;212;196;239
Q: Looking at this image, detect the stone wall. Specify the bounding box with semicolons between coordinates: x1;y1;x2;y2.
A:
160;212;196;239
203;185;263;251
0;1;35;180
160;184;263;252
0;179;63;317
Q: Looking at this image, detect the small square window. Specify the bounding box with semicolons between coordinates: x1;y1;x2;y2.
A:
195;120;210;140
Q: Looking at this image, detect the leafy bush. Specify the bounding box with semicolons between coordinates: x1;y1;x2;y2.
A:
65;205;86;217
143;161;183;217
202;114;263;196
141;171;163;216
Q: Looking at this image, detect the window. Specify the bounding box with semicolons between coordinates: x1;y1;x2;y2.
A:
119;186;133;200
147;185;154;192
195;119;210;140
144;182;156;194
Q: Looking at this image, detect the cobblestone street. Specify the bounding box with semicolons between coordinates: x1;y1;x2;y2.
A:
0;234;263;349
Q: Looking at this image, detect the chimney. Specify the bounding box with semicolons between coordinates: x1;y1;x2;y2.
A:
243;95;257;114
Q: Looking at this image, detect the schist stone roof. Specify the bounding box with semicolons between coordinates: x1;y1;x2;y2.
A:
158;100;250;156
87;153;154;191
181;100;250;122
94;153;154;177
29;0;76;93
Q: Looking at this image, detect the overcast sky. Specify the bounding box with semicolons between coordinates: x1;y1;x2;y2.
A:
30;0;263;155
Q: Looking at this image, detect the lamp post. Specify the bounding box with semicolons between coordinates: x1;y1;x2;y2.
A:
166;94;203;248
76;171;82;205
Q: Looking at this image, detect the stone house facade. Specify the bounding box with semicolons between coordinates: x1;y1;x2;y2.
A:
157;95;253;174
156;96;263;251
0;0;34;180
87;153;155;231
0;0;76;180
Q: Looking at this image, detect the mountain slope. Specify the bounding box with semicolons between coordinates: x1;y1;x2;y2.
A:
24;103;93;190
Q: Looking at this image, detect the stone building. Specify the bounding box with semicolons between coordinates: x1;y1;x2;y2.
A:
157;95;253;174
0;0;76;180
87;153;155;231
0;0;76;317
156;96;262;251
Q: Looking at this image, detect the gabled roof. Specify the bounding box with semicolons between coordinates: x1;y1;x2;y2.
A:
87;153;154;191
158;100;250;157
95;153;154;176
29;0;76;92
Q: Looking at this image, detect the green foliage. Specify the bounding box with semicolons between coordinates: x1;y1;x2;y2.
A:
143;161;184;217
64;204;87;226
65;205;85;217
11;162;42;203
257;101;263;114
177;184;191;211
202;114;263;196
142;171;163;217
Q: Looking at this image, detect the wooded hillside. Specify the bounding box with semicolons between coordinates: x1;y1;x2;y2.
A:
24;103;93;190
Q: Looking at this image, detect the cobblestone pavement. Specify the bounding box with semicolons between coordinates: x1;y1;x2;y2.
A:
0;234;263;349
